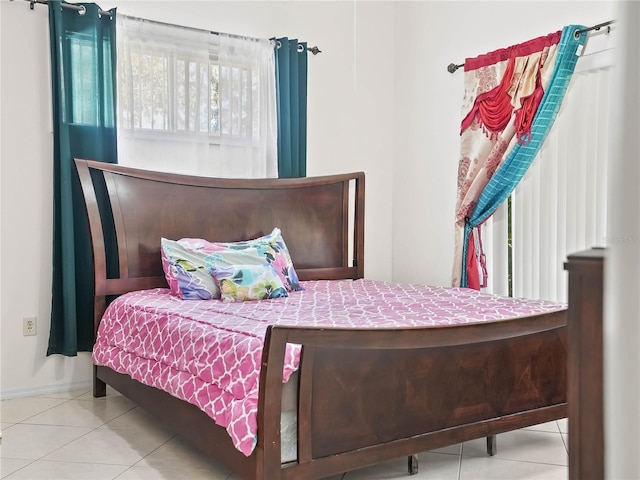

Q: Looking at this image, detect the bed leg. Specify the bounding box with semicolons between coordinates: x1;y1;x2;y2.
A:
408;454;419;475
93;366;106;398
486;435;497;456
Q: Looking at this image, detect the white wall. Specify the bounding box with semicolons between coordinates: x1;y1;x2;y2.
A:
0;2;90;397
605;2;640;477
392;1;616;287
0;0;3;396
0;0;395;396
0;0;619;395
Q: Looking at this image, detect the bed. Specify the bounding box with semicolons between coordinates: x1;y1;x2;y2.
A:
75;158;568;480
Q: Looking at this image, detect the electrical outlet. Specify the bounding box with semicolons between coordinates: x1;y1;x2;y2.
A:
23;317;37;336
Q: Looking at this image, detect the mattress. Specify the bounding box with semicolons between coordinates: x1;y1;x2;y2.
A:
92;279;565;457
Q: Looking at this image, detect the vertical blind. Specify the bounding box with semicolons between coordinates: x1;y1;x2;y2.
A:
486;57;612;302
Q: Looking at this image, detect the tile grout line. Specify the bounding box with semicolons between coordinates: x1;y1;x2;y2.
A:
113;432;179;480
2;393;135;475
1;396;87;479
2;393;570;480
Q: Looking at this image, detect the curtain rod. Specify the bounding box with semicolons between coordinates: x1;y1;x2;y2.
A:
573;20;615;39
18;0;112;17
14;0;322;55
447;19;615;74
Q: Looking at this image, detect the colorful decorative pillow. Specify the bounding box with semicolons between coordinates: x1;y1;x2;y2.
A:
212;264;289;303
257;228;303;292
161;228;302;300
161;238;220;300
181;227;303;292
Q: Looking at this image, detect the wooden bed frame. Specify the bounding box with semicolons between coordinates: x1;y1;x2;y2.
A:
76;158;568;480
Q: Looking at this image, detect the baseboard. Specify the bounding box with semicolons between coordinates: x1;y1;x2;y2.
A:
0;380;93;401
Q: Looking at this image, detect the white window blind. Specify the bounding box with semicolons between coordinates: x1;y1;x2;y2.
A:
485;50;614;302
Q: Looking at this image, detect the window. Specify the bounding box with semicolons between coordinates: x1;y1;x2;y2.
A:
115;15;277;178
65;32;114;127
118;46;260;142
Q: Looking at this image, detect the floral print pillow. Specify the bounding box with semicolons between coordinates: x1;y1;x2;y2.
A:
212;264;289;303
180;227;303;292
257;228;303;292
161;228;303;300
161;238;220;300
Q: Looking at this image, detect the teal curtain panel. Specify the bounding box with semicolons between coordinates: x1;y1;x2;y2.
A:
47;1;118;356
274;37;308;178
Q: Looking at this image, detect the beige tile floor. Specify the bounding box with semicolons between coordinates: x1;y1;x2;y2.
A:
0;387;568;479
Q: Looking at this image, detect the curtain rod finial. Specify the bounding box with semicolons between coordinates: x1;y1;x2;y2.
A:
448;63;463;74
308;46;321;55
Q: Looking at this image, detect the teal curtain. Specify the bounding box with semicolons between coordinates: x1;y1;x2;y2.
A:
47;1;118;356
274;37;307;178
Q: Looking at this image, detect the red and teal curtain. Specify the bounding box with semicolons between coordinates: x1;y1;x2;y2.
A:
47;1;118;355
274;37;307;178
452;25;586;289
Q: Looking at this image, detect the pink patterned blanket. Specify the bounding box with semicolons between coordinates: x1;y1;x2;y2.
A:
92;279;565;456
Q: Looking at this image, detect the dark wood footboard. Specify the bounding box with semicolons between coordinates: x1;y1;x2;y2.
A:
257;312;567;479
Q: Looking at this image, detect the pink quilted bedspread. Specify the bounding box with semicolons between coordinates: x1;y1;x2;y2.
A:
92;279;565;456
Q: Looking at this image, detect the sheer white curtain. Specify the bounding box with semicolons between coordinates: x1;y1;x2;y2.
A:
214;34;278;178
484;47;614;302
116;14;277;178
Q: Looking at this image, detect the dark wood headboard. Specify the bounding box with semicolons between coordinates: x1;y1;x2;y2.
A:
75;159;365;331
